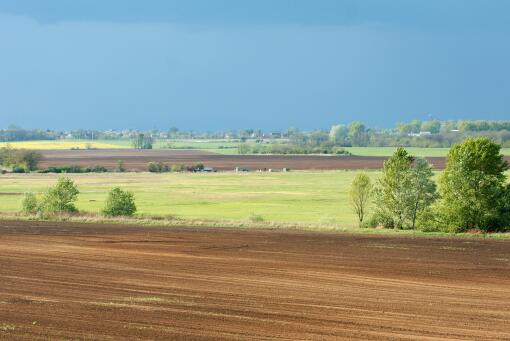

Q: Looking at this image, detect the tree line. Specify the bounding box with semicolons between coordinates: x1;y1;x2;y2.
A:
350;137;510;232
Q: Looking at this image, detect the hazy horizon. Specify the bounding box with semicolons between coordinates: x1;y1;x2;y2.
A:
1;0;509;130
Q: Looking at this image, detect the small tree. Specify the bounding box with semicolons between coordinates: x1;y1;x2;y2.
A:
40;177;80;213
103;187;137;216
21;192;38;214
350;173;372;227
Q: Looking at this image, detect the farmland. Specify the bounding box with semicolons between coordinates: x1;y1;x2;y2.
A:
0;220;509;340
37;149;455;171
3;139;510;156
0;171;380;225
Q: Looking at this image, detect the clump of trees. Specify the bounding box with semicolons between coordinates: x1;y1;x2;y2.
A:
0;147;42;172
39;165;108;173
22;177;80;216
352;138;510;233
132;133;154;149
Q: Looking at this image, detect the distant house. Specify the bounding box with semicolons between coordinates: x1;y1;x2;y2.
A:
408;131;432;137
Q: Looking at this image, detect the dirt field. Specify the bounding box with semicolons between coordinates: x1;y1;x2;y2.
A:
37;149;464;171
0;221;509;340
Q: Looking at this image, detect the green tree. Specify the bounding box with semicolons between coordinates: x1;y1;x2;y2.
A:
348;121;368;146
41;177;80;213
329;125;349;145
436;137;509;231
350;173;372;227
409;158;438;229
373;148;415;229
103;187;137;216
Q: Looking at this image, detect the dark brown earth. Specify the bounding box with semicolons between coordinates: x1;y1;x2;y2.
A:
37;149;463;171
1;220;509;340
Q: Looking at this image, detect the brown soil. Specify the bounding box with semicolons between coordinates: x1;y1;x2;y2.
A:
0;220;509;340
37;149;465;171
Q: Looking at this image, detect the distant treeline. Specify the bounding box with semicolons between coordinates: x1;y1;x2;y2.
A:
3;120;510;148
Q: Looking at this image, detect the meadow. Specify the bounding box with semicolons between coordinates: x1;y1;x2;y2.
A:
0;171;384;226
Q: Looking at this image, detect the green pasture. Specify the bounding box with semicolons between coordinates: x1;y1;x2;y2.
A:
0;171;382;226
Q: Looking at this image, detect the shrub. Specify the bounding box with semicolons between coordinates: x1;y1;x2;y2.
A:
103;187;137;216
21;193;38;214
40;177;80;214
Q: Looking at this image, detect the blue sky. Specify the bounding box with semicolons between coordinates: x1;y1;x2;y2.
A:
0;0;509;130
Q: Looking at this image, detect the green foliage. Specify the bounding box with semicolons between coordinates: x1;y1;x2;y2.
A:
39;165;107;173
103;187;137;216
21;192;38;215
435;137;509;232
349;173;372;227
148;162;169;173
40;177;80;214
373;148;437;229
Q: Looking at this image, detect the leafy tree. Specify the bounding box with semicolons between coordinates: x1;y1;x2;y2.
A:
329;125;349;145
373;148;415;229
350;173;372;227
40;177;80;213
436;137;509;231
348;121;368;146
409;158;438;229
103;187;137;216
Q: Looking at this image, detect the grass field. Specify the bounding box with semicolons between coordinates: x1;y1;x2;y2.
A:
345;146;510;156
0;171;383;226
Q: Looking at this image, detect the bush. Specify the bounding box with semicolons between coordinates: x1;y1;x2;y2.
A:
40;177;80;214
21;193;38;214
248;213;264;223
103;187;137;216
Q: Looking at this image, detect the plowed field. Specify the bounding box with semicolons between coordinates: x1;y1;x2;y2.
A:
1;220;509;340
38;149;462;171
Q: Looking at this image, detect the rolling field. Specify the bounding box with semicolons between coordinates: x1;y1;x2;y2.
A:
0;220;509;340
0;171;379;225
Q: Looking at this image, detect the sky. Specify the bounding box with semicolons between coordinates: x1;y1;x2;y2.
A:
0;0;509;131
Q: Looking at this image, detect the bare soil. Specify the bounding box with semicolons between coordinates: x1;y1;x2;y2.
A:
1;220;509;340
36;149;471;171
